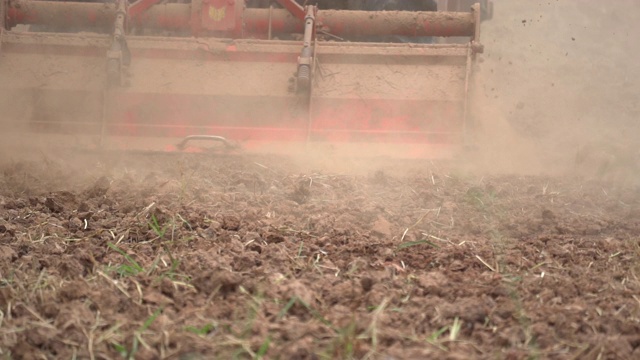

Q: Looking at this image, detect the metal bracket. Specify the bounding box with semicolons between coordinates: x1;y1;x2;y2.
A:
296;5;317;93
0;0;6;54
468;3;484;54
191;0;203;36
471;41;484;54
479;0;494;21
129;0;162;20
275;0;305;20
0;0;5;31
107;0;131;87
200;0;244;36
175;135;236;150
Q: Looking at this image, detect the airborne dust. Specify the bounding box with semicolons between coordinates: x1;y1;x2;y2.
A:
260;0;640;181
470;0;639;180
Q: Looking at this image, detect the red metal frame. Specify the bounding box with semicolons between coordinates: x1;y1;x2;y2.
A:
6;2;477;39
0;1;481;158
275;0;305;20
1;32;470;151
128;0;162;20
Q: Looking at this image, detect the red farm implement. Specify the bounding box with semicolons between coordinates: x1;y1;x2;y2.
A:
0;0;484;158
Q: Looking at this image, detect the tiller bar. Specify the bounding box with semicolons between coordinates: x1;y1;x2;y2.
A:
0;0;483;158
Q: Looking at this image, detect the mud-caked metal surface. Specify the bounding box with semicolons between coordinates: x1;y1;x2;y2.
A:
0;1;482;158
6;0;478;38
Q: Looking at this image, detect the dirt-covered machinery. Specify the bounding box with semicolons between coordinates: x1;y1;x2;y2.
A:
0;0;486;158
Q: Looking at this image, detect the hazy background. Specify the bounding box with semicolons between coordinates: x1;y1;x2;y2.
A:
469;0;639;175
1;1;637;180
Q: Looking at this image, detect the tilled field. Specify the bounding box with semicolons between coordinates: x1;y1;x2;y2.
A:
0;152;639;359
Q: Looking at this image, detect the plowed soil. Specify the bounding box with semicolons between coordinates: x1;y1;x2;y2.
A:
1;152;638;359
2;1;640;359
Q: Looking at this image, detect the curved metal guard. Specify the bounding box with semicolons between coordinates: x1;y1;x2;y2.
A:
175;135;235;150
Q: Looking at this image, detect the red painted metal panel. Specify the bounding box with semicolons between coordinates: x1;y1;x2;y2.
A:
201;0;237;32
311;98;463;134
7;2;476;38
0;26;472;158
129;0;163;20
275;0;306;20
19;90;462;145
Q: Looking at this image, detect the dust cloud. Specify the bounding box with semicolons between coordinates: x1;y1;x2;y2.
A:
468;0;640;178
242;1;581;178
276;0;640;180
1;1;638;183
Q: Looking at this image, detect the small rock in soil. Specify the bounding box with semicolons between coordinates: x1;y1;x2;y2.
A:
289;180;311;204
143;291;174;306
3;199;27;210
77;211;93;221
417;271;447;290
541;208;556;223
0;287;14;307
68;217;84;231
85;176;111;198
233;253;261;272
246;243;262;253
44;197;63;213
449;260;467;271
77;202;90;212
208;220;222;231
0;245;17;263
265;233;285;244
360;277;375;292
59;280;90;300
370;170;389;185
192;270;243;295
222;215;241;231
0;221;16;236
243;231;261;242
371;215;393;238
283;280;316;307
160;277;175;298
